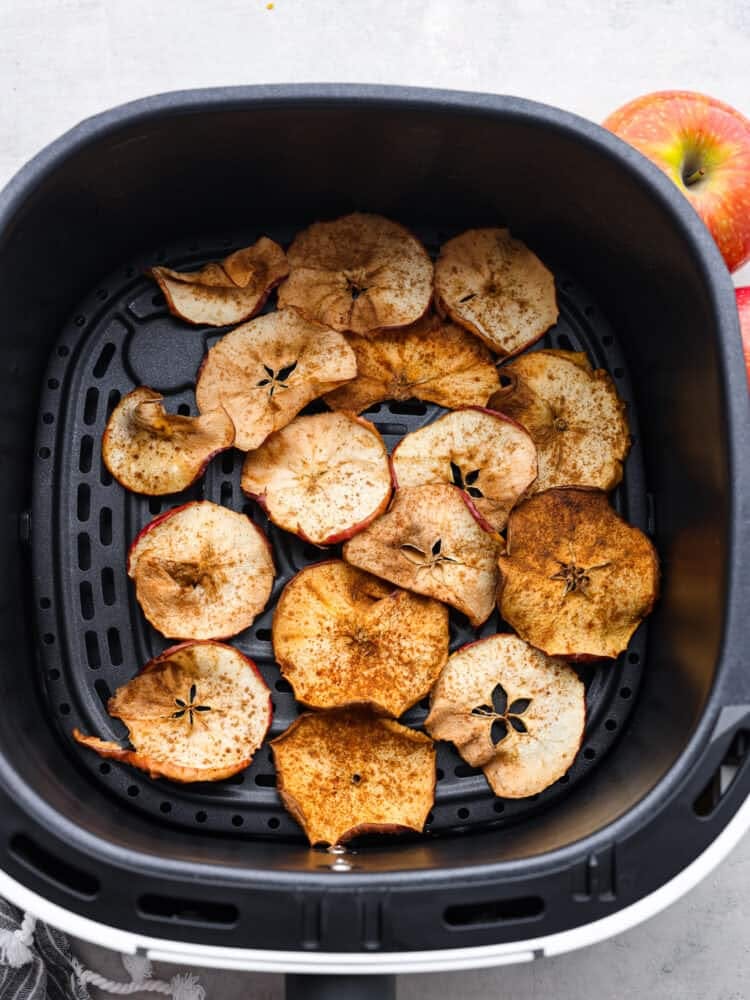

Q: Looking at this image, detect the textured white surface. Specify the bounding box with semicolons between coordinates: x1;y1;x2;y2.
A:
2;0;749;995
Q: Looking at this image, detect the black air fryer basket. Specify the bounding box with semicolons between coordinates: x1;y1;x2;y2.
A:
0;86;748;994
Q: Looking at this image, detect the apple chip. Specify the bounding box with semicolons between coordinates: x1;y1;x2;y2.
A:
271;709;435;846
150;237;289;326
343;484;501;627
128;501;275;639
498;489;659;659
101;387;234;495
489;350;630;492
434;228;558;357
195;308;356;451
273;561;449;716
391;407;537;531
425;634;585;798
278;213;433;335
73;641;271;782
241;412;392;546
324;315;501;412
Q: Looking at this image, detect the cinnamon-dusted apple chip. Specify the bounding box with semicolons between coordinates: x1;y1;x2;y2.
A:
73;641;272;783
343;484;501;627
425;634;585;798
273;561;449;716
128;501;275;640
271;709;435;846
150;237;289;326
278;213;433;335
498;488;659;659
391;407;537;531
434;228;558;357
490;349;630;492
102;387;234;495
324;315;500;413
241;412;392;546
195;308;356;451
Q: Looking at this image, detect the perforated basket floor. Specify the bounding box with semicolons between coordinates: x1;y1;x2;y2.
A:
32;227;650;843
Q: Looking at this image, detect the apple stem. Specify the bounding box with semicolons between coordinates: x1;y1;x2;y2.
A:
684;166;706;186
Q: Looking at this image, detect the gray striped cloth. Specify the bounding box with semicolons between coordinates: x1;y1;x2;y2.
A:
0;900;89;1000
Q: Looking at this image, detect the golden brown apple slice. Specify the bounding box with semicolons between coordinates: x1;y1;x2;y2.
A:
324;315;501;412
343;484;501;626
489;349;630;492
73;641;271;783
278;213;433;336
273;561;449;716
271;709;435;846
434;228;558;357
241;412;392;546
391;407;537;531
195;308;356;451
425;634;585;798
128;501;275;640
498;488;659;659
149;237;289;327
101;387;234;496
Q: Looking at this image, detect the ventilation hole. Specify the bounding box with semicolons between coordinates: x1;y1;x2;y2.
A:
100;460;113;487
78;435;93;473
152;292;166;307
94;678;111;707
602;335;613;346
195;811;207;823
419;697;430;711
107;627;123;666
79;581;94;620
493;801;505;813
226;772;245;785
74;316;86;328
40;597;51;609
93;343;116;378
106;388;121;417
231;815;244;827
388;400;428;415
436;768;445;780
694;730;749;817
454;763;481;778
59;703;71;715
255;773;277;787
556;333;574;350
99;567;115;606
48;668;60;681
99;507;113;545
268;817;280;830
42;412;54;425
613;367;624;378
177;403;190;416
583;747;596;760
457;807;470;820
127;785;139;797
620;686;632;699
48;378;59;390
77;533;91;571
374;422;407;436
160;802;172;814
220;481;233;506
85;630;101;669
558;774;570;784
148;497;162;515
584;305;595;317
10;834;99;900
363;403;381;415
303;544;320;560
275;678;292;693
58;343;71;354
605;719;617;731
43;633;54;645
628;652;640;664
83;387;99;425
139;895;239;927
38;447;51;459
445;896;543;927
221;452;234;474
99;762;111;774
256;628;272;642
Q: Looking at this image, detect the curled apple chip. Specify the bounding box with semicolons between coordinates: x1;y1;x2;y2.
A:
150;237;289;326
101;387;234;495
241;412;392;546
324;315;500;412
434;228;558;357
343;484;501;627
73;641;271;783
425;634;585;798
195;308;356;451
391;407;537;531
498;489;659;659
271;709;435;846
128;501;275;640
278;213;433;336
489;350;630;492
273;561;449;716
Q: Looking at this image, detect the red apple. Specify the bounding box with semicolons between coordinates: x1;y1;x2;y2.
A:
604;91;750;272
737;288;750;387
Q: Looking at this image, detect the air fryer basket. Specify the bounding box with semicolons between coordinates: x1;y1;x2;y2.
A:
0;86;748;974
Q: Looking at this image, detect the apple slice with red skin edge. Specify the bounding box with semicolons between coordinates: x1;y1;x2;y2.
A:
150;237;289;326
72;640;272;783
271;708;435;846
737;288;750;387
390;406;537;532
489;349;630;493
102;387;235;496
343;484;502;627
434;228;558;357
425;633;585;799
195;308;356;452
324;314;501;413
128;500;275;640
241;411;392;546
604;92;750;272
498;488;659;660
272;560;449;717
278;213;433;336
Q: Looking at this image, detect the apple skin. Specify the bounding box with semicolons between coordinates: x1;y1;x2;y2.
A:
737;288;750;388
604;91;750;272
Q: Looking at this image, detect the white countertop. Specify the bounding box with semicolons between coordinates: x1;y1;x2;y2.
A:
2;1;749;996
